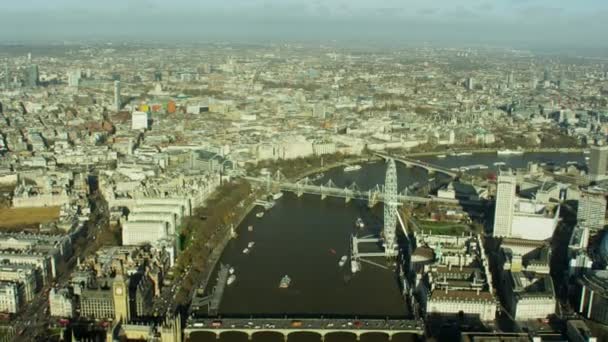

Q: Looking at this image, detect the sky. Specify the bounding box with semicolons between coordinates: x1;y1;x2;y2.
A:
1;0;607;48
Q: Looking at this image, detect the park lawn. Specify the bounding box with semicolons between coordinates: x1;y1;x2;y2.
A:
418;220;470;236
0;206;60;228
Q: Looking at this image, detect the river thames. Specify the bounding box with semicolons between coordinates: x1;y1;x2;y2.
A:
188;152;585;342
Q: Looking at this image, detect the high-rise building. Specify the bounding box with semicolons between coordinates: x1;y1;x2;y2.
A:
507;71;515;89
114;80;121;111
26;64;39;87
577;188;607;231
493;172;517;237
466;77;474;90
67;70;81;88
530;77;538;90
589;144;608;181
3;62;8;89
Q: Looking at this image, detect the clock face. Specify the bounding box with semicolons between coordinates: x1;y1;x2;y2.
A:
115;287;123;295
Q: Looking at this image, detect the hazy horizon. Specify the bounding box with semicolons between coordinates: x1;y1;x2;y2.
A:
1;0;607;50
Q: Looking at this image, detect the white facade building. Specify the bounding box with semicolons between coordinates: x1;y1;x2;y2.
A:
510;200;560;241
427;290;496;321
589;144;608;181
122;221;168;246
0;282;19;313
578;188;606;231
49;288;74;318
131;111;150;130
493;173;517;237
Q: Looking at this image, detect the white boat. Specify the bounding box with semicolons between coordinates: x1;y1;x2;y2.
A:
256;212;264;218
456;152;473;156
247;242;255;248
242;248;250;254
229;267;235;275
279;275;291;288
312;173;324;181
248;225;254;232
436;154;447;158
344;165;362;172
272;192;283;200
355;218;365;229
339;255;348;267
497;149;524;156
493;162;506;166
351;259;360;273
227;274;236;285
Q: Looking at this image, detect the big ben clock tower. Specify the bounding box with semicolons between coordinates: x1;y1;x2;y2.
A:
112;274;130;322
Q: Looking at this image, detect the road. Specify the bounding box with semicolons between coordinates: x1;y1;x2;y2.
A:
185;317;424;335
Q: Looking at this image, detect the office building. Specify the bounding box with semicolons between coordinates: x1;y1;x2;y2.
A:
493;173;517;237
577;187;607;231
503;271;556;320
26;64;39;87
131;111;150;130
567;320;597;342
114;80;121;111
510;200;560;241
0;264;37;302
3;63;8;89
49;288;74;318
0;282;19;313
507;71;515;89
122;221;168;245
589;145;608;181
466;77;474;90
67;70;81;88
575;270;608;324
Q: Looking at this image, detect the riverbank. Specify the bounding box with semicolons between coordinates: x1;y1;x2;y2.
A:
194;199;257;298
393;147;585;158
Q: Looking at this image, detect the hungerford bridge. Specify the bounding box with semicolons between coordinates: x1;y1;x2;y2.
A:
246;157;463;259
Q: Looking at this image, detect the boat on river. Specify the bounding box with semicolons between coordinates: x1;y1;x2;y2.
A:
351;259;360;273
256;212;264;218
344;165;362;172
279;275;291;288
339;255;348;267
227;274;236;285
248;242;255;248
248;225;254;232
242;248;250;254
497;149;524;156
355;218;365;229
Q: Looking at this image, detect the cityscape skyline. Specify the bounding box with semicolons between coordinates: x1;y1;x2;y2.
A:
1;0;608;49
